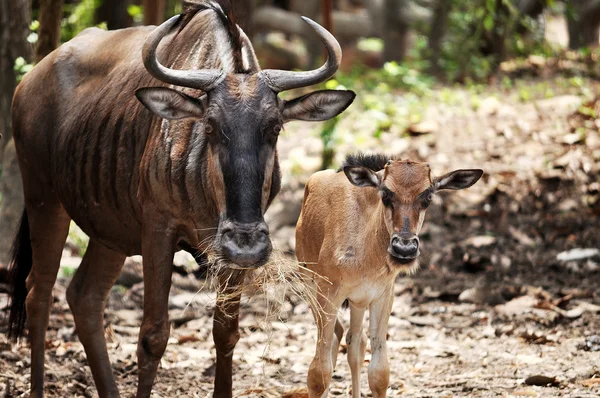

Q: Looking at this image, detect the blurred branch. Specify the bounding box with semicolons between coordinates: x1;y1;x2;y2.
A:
253;6;373;40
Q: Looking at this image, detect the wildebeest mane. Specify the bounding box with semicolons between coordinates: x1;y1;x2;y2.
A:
178;0;246;73
338;152;398;172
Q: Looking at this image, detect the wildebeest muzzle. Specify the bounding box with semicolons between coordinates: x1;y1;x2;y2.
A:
220;220;272;268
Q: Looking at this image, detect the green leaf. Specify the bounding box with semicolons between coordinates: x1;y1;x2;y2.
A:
483;15;494;31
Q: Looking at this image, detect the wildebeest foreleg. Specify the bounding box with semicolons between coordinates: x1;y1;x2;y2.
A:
367;288;393;398
136;224;176;398
347;304;367;398
25;203;71;398
307;286;343;398
212;269;247;398
67;240;126;398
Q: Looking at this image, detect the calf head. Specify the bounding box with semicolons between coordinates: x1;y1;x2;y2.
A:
135;13;355;268
344;159;483;269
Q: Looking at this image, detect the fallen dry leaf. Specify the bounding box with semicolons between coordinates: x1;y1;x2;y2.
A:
524;375;559;387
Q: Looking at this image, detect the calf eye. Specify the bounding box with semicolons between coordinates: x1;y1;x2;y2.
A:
381;188;394;207
420;190;434;208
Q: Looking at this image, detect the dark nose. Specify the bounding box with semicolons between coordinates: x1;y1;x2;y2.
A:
221;221;272;268
390;234;419;260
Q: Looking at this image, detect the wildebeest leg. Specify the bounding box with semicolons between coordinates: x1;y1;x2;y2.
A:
136;223;176;398
25;202;71;398
67;240;125;398
307;286;342;398
213;269;247;398
367;288;393;398
347;304;367;398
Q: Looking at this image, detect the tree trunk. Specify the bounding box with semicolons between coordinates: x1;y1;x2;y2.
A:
96;0;133;30
0;141;25;266
0;0;32;155
143;0;166;25
36;0;63;62
568;0;600;49
0;0;32;265
428;0;451;78
382;0;409;62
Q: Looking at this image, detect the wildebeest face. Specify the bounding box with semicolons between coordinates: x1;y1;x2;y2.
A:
136;74;355;268
344;160;483;268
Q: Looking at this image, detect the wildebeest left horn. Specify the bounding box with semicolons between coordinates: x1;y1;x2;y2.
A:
142;15;225;91
259;17;342;92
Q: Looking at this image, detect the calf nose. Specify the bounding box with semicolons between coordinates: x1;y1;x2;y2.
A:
391;235;419;259
221;222;272;268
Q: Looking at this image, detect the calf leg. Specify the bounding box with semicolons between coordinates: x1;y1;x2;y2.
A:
25;203;71;398
136;222;176;398
347;305;367;398
332;319;344;368
67;240;125;398
212;269;247;398
367;288;394;398
307;287;342;398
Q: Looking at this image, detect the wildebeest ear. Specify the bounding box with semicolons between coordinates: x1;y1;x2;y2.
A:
343;166;381;188
434;169;483;191
135;87;207;120
282;90;356;122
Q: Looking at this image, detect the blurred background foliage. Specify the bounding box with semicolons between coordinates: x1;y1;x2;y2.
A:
4;0;600;169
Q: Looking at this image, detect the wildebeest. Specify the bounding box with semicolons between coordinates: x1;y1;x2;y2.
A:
296;153;483;397
6;1;355;396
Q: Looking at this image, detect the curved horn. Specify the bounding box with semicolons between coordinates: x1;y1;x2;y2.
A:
142;15;225;91
259;17;342;92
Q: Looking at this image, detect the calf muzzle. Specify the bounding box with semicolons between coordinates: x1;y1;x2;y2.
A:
389;234;419;263
221;221;272;268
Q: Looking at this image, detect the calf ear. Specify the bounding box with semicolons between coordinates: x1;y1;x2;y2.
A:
434;169;483;191
283;90;356;122
343;166;381;188
136;87;207;120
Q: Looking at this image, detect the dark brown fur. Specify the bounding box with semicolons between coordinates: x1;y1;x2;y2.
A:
7;1;356;397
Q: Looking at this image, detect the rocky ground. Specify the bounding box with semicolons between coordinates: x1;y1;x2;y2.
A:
1;74;600;397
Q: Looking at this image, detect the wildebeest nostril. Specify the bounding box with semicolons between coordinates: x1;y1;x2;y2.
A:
220;221;272;267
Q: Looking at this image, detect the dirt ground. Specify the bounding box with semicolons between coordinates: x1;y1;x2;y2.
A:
1;74;600;397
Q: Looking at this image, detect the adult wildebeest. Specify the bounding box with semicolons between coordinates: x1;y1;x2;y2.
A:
296;154;483;397
6;1;355;396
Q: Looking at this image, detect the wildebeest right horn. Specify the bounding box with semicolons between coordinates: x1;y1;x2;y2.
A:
142;15;225;91
259;17;342;92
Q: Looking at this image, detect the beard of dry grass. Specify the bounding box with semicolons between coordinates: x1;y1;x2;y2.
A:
183;239;334;327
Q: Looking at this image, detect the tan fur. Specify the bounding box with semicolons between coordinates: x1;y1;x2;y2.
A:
296;160;433;398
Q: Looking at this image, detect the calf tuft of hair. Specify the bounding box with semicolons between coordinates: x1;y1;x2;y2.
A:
338;152;398;172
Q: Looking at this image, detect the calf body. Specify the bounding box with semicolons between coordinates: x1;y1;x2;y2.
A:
296;154;482;397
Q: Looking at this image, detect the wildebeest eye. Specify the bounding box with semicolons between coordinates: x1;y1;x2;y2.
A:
204;124;213;135
273;125;281;135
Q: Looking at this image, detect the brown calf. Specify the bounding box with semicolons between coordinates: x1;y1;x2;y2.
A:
296;153;483;397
